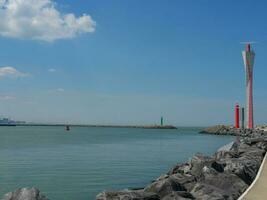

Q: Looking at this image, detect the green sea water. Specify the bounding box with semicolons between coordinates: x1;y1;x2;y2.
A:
0;126;234;200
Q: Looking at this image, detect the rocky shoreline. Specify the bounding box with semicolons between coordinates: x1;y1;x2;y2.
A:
2;127;267;200
199;125;265;136
96;128;267;200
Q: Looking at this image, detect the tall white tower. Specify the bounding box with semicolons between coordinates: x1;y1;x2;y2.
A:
242;44;255;129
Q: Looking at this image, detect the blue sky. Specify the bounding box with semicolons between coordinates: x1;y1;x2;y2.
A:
0;0;266;126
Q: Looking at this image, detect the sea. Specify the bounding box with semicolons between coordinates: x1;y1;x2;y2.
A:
0;126;234;200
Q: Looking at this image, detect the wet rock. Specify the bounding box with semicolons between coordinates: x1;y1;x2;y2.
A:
2;188;48;200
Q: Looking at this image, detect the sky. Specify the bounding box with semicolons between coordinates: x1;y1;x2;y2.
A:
0;0;266;126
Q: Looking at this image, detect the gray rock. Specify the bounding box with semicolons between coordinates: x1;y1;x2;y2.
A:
2;188;48;200
96;190;160;200
162;191;194;200
188;154;215;178
168;163;191;175
169;174;196;192
144;175;186;198
217;141;237;152
223;149;264;184
191;183;227;200
191;173;248;200
199;125;266;137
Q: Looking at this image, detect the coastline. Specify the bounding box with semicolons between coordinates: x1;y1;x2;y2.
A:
2;126;267;200
95;126;267;200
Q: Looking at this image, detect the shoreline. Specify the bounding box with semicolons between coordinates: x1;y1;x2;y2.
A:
95;126;267;200
2;125;267;200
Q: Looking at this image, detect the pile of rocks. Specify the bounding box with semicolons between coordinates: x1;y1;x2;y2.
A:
199;125;265;136
1;188;48;200
96;133;267;200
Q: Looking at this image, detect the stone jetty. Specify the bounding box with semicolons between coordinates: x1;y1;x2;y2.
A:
199;125;265;136
96;128;267;200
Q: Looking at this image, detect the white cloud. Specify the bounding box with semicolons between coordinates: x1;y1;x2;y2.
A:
0;0;96;42
48;68;56;72
0;95;16;101
0;66;28;78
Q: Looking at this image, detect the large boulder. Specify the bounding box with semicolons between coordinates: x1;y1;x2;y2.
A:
188;154;215;178
191;183;226;200
144;171;197;198
96;189;160;200
2;188;48;200
168;163;191;175
222;147;264;184
169;173;196;192
191;173;248;200
144;175;186;198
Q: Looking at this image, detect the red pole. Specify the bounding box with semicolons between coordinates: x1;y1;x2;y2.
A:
235;104;240;128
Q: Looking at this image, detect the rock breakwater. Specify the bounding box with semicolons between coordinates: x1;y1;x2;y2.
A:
199;125;265;136
96;131;267;200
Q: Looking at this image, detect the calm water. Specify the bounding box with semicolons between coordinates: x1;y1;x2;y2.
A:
0;126;234;200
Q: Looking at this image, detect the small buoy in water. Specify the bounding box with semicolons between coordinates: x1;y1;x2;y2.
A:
65;125;70;131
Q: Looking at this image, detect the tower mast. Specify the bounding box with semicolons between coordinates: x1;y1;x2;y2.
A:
242;44;255;129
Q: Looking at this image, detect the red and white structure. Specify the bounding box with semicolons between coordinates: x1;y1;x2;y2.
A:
242;44;255;129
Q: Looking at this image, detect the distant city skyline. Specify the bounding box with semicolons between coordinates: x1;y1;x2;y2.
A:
0;0;267;126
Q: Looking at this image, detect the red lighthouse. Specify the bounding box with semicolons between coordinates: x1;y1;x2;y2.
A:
235;104;240;128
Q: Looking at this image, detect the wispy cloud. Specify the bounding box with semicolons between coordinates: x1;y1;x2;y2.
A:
48;88;65;93
0;95;16;101
48;68;56;73
0;0;96;42
0;66;28;78
56;88;65;92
